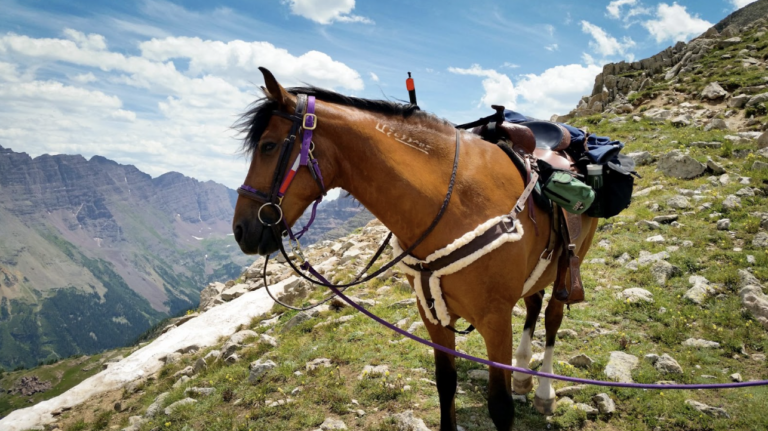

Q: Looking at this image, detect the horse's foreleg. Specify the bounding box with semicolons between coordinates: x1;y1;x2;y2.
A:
477;311;515;431
533;297;565;415
512;291;544;395
418;302;458;431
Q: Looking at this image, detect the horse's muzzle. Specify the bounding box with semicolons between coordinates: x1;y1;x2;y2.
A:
233;217;281;256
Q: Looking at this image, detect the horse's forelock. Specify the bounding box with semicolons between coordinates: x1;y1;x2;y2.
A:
235;97;279;156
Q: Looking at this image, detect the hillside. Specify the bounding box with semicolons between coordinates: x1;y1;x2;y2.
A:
0;147;250;370
2;8;768;431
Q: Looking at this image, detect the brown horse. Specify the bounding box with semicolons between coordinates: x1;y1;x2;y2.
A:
232;68;598;431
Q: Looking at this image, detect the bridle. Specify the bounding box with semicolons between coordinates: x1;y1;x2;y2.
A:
237;93;464;328
237;93;326;244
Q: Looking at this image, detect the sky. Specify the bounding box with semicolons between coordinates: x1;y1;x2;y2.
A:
0;0;759;191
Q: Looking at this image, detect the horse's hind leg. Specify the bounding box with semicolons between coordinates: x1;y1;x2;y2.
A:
418;303;458;431
512;291;544;395
477;310;515;431
533;297;565;415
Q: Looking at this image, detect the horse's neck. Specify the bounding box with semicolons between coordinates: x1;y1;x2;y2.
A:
322;106;504;258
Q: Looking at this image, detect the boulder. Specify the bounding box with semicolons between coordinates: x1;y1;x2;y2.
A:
704;119;728;131
592;393;616;414
658;150;706;179
728;94;750;108
758;131;768;150
605;351;639;383
390;410;431;431
682;338;720;348
651;261;681;286
248;358;277;383
684;276;717;304
685;400;730;418
739;285;768;330
700;82;728;100
746;92;768;107
617;288;654;303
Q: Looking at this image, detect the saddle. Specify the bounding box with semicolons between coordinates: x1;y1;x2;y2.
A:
466;112;585;304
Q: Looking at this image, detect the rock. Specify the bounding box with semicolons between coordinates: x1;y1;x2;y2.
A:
740;285;768;330
729;94;750;108
558;328;578;339
685;400;730;418
221;283;249;301
704;119;728;131
684;275;718;304
736;187;755;197
646;235;665;243
221;330;258;357
390;410;431;431
306;358;333;371
753;232;768;248
114;400;130;413
224;353;240;364
718;37;742;48
259;333;279;347
667;196;691;209
682;338;720;348
605;351;639;383
730;373;743;382
592;393;616;414
633;185;664;197
391;298;417;308
746;92;768;108
281;311;314;333
706;158;726;175
145;392;170;418
658;150;706;179
248;358;277;383
655;354;683;374
172;375;190;388
737;270;763;289
753;161;768;170
628;151;654;166
758;131;768;150
185;387;216;397
568;354;594;369
122;416;148;431
407;321;425;333
172;366;195;379
653;215;678;224
164;398;196;416
671;115;692;127
575;403;599;417
643;108;673;122
319;417;348;430
163;352;182;365
618;288;654;303
716;219;731;230
555;385;586;397
651;261;681;286
701;82;728;100
467;369;490;382
722;195;741;210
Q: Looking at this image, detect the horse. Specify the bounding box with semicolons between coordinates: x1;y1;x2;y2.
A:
232;67;598;431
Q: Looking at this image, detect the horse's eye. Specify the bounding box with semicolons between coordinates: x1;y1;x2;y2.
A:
261;142;278;153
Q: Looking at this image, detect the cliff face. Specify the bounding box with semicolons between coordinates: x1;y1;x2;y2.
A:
0;145;247;369
556;0;768;121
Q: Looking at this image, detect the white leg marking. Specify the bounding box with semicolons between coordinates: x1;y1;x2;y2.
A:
513;329;533;382
535;346;556;401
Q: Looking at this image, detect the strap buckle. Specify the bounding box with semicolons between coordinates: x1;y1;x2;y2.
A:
289;237;307;263
303;113;317;130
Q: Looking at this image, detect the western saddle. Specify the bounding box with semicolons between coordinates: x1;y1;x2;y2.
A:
462;106;585;304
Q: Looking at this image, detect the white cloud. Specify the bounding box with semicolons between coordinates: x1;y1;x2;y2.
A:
582;52;596;66
0;61;19;82
581;21;636;57
369;72;379;82
71;72;97;83
642;3;712;43
545;44;559;51
284;0;373;25
447;63;601;120
502;62;520;69
731;0;758;9
0;30;363;189
607;0;637;19
447;64;517;109
545;24;555;37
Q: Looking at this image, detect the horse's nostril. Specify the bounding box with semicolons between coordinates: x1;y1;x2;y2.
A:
234;224;244;243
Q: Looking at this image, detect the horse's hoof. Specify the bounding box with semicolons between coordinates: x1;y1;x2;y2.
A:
512;377;534;394
533;395;557;415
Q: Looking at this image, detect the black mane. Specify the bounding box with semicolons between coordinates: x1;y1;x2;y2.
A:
236;86;422;156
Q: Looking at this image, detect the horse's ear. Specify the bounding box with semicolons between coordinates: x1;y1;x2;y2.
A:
259;67;289;108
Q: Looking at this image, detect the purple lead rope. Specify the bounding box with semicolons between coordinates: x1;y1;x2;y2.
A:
301;263;768;390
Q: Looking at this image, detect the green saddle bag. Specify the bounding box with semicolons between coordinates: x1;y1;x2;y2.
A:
541;170;595;214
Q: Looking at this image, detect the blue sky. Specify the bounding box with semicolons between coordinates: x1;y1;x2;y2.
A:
0;0;756;190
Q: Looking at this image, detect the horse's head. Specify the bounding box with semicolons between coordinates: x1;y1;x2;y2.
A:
232;68;332;255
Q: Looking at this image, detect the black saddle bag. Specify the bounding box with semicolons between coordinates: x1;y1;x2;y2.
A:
586;154;638;219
